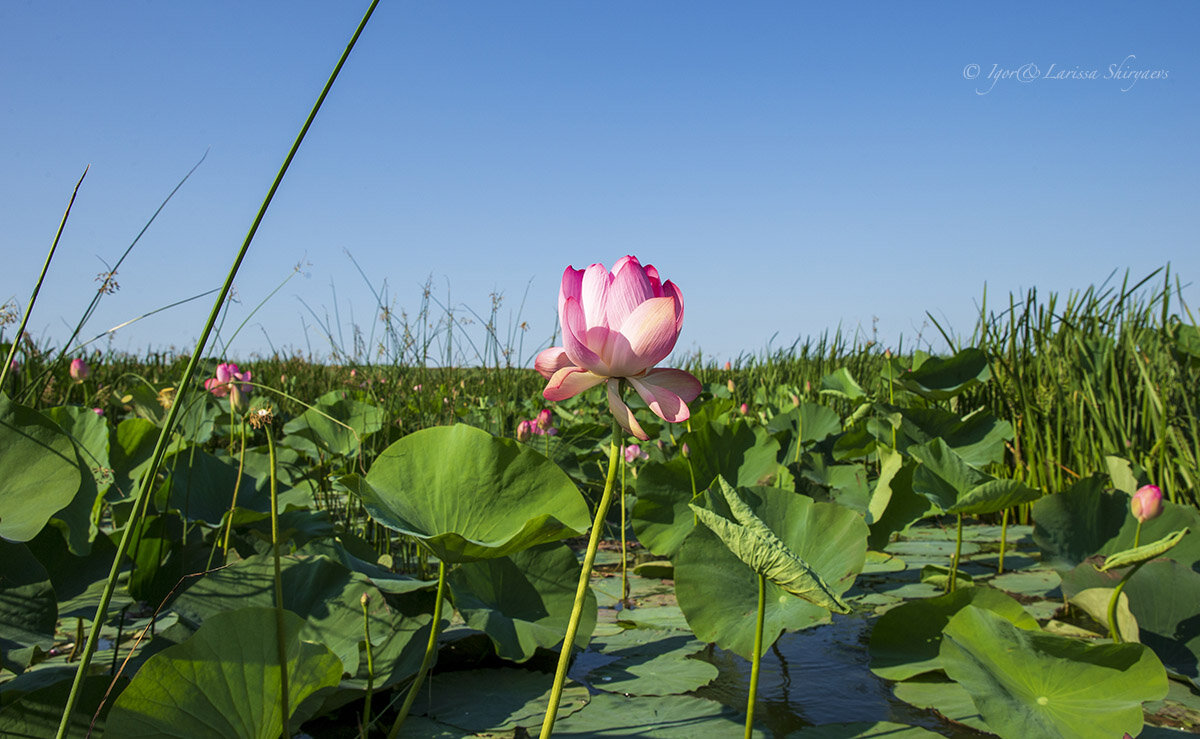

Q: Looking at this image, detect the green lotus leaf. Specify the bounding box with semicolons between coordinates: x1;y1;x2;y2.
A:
351;424;590;562
896;347;990;401
868;586;1039;681
945;478;1042;516
163;447;266;525
419;668;590;733
1069;587;1139;642
939;605;1168;739
896;406;1013;468
1098;503;1200;570
689;477;849;612
789;721;942;738
0;541;57;674
1099;528;1190;571
632;420;782;557
282;389;384;459
909;438;985;511
676;486;867;660
820;367;868;402
448;541;596;663
552;692;766;738
583;628;718;696
106;607;342;738
0;394;82;542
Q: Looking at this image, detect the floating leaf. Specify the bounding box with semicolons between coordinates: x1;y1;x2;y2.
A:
868;587;1038;681
106;607;343;738
552;692;765;738
939;605;1168;739
349;424;590;563
583;629;718;696
420;668;589;732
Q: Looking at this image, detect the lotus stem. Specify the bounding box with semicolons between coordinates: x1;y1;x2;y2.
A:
388;559;446;738
265;430;290;733
1106;560;1147;644
620;448;629;603
998;508;1009;574
52;5;379;734
949;514;964;593
1133;519;1143;549
745;572;766;739
540;421;621;739
361;593;375;738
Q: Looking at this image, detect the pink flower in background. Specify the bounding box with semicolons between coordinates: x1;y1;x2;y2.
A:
535;256;701;441
1131;484;1163;523
69;358;90;382
516;420;534;442
92;408;104;416
623;444;649;464
536;408;554;430
739;403;749;415
204;363;252;398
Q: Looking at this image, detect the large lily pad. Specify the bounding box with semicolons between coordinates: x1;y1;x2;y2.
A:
1031;475;1129;569
632;420;783;557
583;628;718;696
0;394;82;542
417;668;589;732
350;424;590;563
448;541;595;662
868;586;1039;681
552;692;765;738
282;389;384;459
939;605;1168;738
162;447;266;525
675;486;867;660
105;607;343;738
0;541;57;674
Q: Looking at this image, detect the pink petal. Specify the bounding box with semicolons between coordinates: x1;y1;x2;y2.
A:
605;257;655;331
662;280;684;335
628;369;702;423
579;263;612;329
607;379;648;440
544;367;607;401
607;296;678;375
558;266;584;328
562;297;606;372
534;347;573;379
644;263;662;295
641;367;703;402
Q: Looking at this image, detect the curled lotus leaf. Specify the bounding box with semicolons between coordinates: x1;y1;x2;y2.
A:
689;476;849;613
1098;528;1190;572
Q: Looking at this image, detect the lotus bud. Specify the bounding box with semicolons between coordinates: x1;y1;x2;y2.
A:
739;403;748;415
1131;484;1163;523
727;379;735;393
791;394;800;407
516;420;533;442
536;408;554;431
69;358;90;382
92;407;104;416
229;383;249;414
723;361;732;371
681;443;690;458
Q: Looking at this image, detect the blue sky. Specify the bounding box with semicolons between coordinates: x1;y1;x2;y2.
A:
2;2;1197;365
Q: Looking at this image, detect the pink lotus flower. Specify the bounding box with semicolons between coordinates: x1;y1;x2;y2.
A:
1131;484;1163;523
69;358;90;382
623;444;649;464
536;408;554;431
516;420;534;442
204;363;252;398
535;256;701;441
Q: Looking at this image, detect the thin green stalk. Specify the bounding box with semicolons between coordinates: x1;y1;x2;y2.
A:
388;560;447;739
745;572;766;739
1107;560;1148;643
53;5;380;735
210;419;248;568
948;514;964;593
266;429;290;733
361;593;375;738
620;448;629;603
1133;519;1144;550
0;166;88;391
540;420;621;739
998;508;1009;574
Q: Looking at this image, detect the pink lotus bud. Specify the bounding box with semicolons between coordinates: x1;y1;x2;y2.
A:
723;361;732;371
69;358;90;382
350;369;357;378
516;420;533;442
681;443;690;458
536;408;554;430
791;394;800;407
739;403;748;415
92;407;104;416
1131;484;1163;523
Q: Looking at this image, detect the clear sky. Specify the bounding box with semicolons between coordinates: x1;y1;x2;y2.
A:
3;2;1197;366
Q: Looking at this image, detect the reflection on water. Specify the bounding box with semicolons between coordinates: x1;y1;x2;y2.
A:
692;614;989;737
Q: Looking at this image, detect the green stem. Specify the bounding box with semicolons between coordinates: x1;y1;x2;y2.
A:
388;560;447;739
949;514;963;593
361;593;375;738
1107;560;1147;643
998;508;1009;574
52;5;380;736
620;447;629;603
1133;519;1144;549
540;423;621;739
745;573;766;739
0;166;87;392
267;430;290;733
